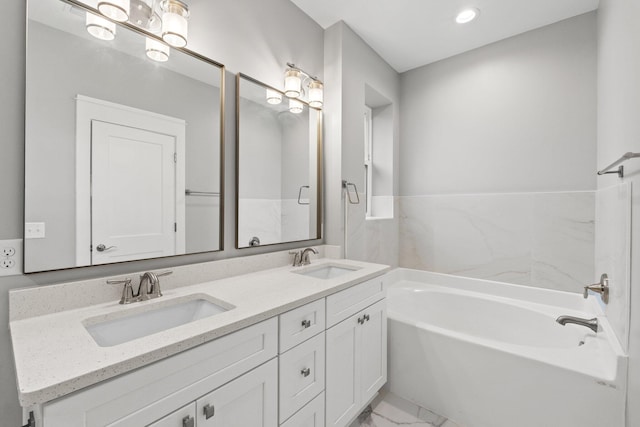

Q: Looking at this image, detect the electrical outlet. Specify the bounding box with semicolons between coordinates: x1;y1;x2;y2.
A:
2;247;16;257
0;239;22;277
1;259;15;269
25;222;46;239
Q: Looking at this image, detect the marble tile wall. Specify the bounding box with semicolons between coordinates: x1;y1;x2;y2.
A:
238;199;311;247
398;191;595;292
595;182;631;352
345;194;399;267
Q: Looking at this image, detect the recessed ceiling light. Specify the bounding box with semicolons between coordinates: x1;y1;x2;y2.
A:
456;8;480;24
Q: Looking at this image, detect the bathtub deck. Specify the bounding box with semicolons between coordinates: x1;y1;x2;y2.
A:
350;390;462;427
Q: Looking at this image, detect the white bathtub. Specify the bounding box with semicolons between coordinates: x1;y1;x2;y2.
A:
386;269;627;427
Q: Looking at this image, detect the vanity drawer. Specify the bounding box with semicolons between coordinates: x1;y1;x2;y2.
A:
279;299;325;353
279;332;325;423
326;276;385;327
280;392;325;427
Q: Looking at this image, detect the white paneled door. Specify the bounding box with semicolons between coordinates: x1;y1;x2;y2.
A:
91;120;177;265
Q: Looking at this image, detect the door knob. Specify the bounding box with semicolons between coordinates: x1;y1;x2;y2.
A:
96;244;116;252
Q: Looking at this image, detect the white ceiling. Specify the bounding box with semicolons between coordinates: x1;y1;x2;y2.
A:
290;0;600;73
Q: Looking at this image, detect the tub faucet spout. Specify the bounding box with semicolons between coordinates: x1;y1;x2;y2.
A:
556;315;599;333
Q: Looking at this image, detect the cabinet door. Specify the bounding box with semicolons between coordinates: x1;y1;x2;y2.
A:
360;299;387;404
148;403;196;427
196;358;277;427
326;313;361;427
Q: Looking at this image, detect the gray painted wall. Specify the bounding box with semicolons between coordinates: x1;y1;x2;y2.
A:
0;0;324;423
597;0;640;424
400;12;597;196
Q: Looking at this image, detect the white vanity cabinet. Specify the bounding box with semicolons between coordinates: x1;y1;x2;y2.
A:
26;269;388;427
40;318;278;427
325;278;387;427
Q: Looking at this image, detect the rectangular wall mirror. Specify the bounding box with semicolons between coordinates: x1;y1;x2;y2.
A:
236;74;322;248
24;0;225;272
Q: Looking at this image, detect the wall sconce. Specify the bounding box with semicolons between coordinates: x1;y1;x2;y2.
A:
86;12;116;40
283;63;323;108
97;0;130;22
289;98;304;114
160;0;190;48
146;37;170;62
266;88;283;105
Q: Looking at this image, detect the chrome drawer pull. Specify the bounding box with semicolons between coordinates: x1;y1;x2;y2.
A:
182;416;195;427
357;317;364;324
301;367;311;377
301;319;311;328
203;403;215;419
364;314;370;322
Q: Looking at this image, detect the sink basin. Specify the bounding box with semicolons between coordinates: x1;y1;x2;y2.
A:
294;264;361;280
85;297;232;347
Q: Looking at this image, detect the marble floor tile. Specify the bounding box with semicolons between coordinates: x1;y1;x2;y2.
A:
350;391;461;427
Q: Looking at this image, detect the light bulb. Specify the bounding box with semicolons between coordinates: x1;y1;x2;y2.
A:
86;12;116;41
284;69;302;98
97;0;130;22
289;98;304;114
161;0;189;47
308;80;323;108
456;8;479;24
266;88;282;105
146;37;170;62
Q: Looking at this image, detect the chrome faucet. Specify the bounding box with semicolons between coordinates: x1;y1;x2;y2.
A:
300;247;318;265
139;270;173;300
556;315;599;333
107;270;172;304
289;247;318;267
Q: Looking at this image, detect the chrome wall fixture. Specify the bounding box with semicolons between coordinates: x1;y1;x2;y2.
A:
85;0;190;62
283;62;324;110
597;152;640;178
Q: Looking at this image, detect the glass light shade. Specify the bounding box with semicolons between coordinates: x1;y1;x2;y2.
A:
146;37;170;62
289;98;304;114
308;80;323;108
456;8;479;24
161;0;189;48
284;69;302;98
86;12;116;41
98;0;130;22
266;88;282;105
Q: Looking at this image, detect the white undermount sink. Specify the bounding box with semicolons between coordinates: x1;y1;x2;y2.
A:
294;263;361;279
84;297;233;347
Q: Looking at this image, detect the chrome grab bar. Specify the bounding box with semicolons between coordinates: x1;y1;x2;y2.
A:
597;152;640;178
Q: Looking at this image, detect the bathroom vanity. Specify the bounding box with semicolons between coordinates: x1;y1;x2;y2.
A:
9;257;389;427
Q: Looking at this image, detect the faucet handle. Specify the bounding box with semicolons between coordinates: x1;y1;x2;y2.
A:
583;273;609;304
289;250;302;267
107;278;134;305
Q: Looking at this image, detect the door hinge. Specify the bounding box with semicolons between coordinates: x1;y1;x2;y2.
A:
22;411;36;427
174;152;177;163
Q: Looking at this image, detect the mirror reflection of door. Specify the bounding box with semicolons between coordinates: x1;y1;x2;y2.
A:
75;96;186;266
91;121;177;265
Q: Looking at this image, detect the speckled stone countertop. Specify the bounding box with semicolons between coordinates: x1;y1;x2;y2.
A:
9;258;389;407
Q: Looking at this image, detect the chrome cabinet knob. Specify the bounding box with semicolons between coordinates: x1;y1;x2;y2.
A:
96;244;116;252
301;367;311;377
301;319;311;328
182;416;195;427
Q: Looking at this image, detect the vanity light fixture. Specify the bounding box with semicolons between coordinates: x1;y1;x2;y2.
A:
283;63;324;108
146;37;170;62
266;88;283;105
289;98;304;114
97;0;130;22
456;8;480;24
86;12;116;40
160;0;190;48
284;69;302;98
